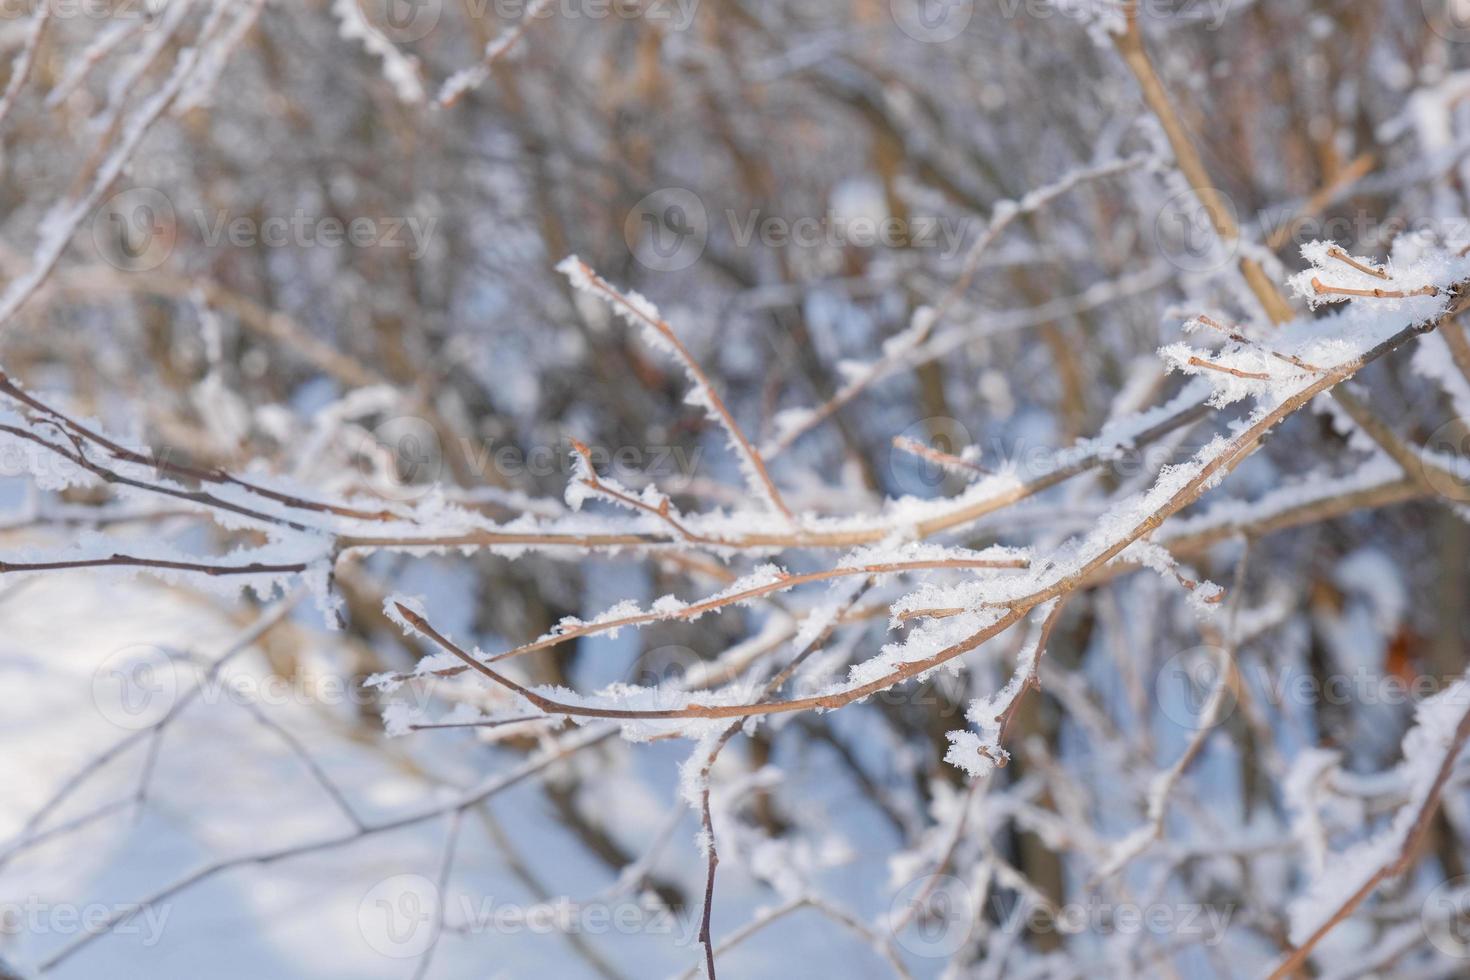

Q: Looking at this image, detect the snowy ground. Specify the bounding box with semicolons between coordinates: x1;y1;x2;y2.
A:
0;575;903;979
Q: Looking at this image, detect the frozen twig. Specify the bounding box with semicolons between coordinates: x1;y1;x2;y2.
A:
0;2;48;131
559;257;796;522
437;0;556;107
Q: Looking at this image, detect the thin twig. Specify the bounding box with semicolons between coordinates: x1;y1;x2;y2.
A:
892;435;991;478
1190;314;1324;372
1326;246;1390;280
1267;707;1470;978
1186;356;1272;381
1310;277;1438;300
411;811;464;980
562;259;796;521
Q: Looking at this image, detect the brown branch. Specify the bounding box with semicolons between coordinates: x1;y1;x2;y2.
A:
569;437;714;544
437;0;555;107
564;259;795;521
1329;385;1470;503
383;555;1027;684
1267;706;1470;978
1310;277;1439;300
1112;5;1296;325
396;294;1469;725
1326;247;1390;280
0;554;309;577
0;3;48;131
687;582;871;980
984;599;1070;766
892;434;991;477
0;371;399;522
1158;475;1422;556
1186;356;1272;381
1094;548;1252;882
1191;315;1324;373
0;421;313;533
765;155;1148;457
339;396;1214;553
1440;319;1470;388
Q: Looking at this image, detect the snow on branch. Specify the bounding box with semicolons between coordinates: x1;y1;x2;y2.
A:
944;600;1063;777
331;0;425;103
0;1;49;131
14;10;1470;979
558;256;796;522
437;0;555;107
764;154;1153;457
1275;678;1470;975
